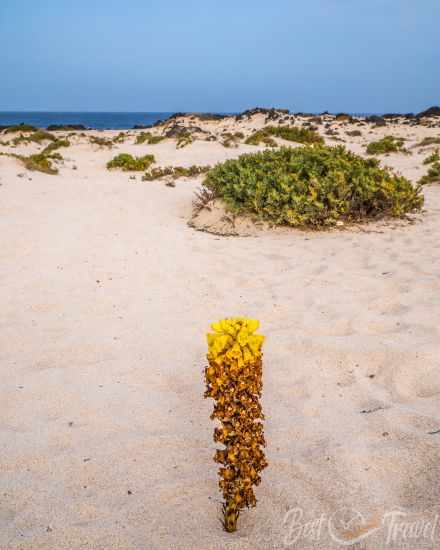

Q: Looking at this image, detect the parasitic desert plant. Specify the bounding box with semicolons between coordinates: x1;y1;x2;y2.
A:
204;318;267;533
202;146;423;227
107;153;155;171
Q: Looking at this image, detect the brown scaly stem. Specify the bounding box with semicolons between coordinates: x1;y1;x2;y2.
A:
205;318;267;532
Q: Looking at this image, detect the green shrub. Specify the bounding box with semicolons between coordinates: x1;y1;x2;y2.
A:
176;134;193;149
135;131;165;145
419;162;440;184
245;130;277;147
203;146;423;227
4;124;38;134
366;136;408;155
347;130;362;137
46;124;87;131
142;164;211;181
5;137;70;175
112;132;127;144
423;149;440;165
41;138;70;155
90;135;114;148
221;132;245;148
89;133;126;146
107;153;155;171
20;153;59;174
12;130;57;145
245;125;323;146
272;125;323;144
416;136;440;148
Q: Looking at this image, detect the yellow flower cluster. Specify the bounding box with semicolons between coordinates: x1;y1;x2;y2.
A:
205;317;267;533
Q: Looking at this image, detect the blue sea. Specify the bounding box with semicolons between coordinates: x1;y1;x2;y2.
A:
0;112;175;130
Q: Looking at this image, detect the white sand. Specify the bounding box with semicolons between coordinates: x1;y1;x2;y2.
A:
1;114;440;549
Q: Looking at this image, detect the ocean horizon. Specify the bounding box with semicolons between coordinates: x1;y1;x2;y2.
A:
0;110;386;130
0;111;175;130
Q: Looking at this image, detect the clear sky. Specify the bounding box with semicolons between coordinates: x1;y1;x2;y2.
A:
0;0;438;113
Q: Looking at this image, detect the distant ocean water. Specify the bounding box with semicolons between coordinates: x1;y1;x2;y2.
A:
0;111;396;130
0;112;175;130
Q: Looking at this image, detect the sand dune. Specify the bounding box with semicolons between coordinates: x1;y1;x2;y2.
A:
1;113;440;548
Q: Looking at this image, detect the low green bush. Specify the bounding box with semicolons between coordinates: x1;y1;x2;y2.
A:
41;138;70;155
12;130;57;145
245;130;277;147
90;135;114;148
366;136;408;155
6;138;70;174
245;125;323;146
203;146;423;227
112;132;127;144
135;131;165;145
416;136;440;148
221;132;245;148
107;153;155;171
20;153;59;174
142;164;211;181
423;149;440;165
4;124;38;134
176;134;193;149
419;162;440;184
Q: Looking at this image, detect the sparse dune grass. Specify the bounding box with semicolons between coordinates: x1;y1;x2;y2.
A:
416;136;440;148
12;130;57;145
135;131;165;145
245;129;277;147
3;124;38;134
1;137;71;174
90;135;115;148
142;164;211;181
423;149;440;165
203;146;423;227
419;162;440;185
89;133;127;148
176;134;193;149
20;153;60;174
221;132;244;147
245;125;323;146
112;132;127;144
366;135;408;155
107;153;155;171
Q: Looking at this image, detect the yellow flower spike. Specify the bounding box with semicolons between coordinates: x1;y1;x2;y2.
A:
245;319;260;332
204;318;267;533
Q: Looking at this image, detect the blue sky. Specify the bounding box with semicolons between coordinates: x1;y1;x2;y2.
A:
0;0;438;113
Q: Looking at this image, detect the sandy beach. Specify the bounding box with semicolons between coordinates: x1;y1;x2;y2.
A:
1;111;440;549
